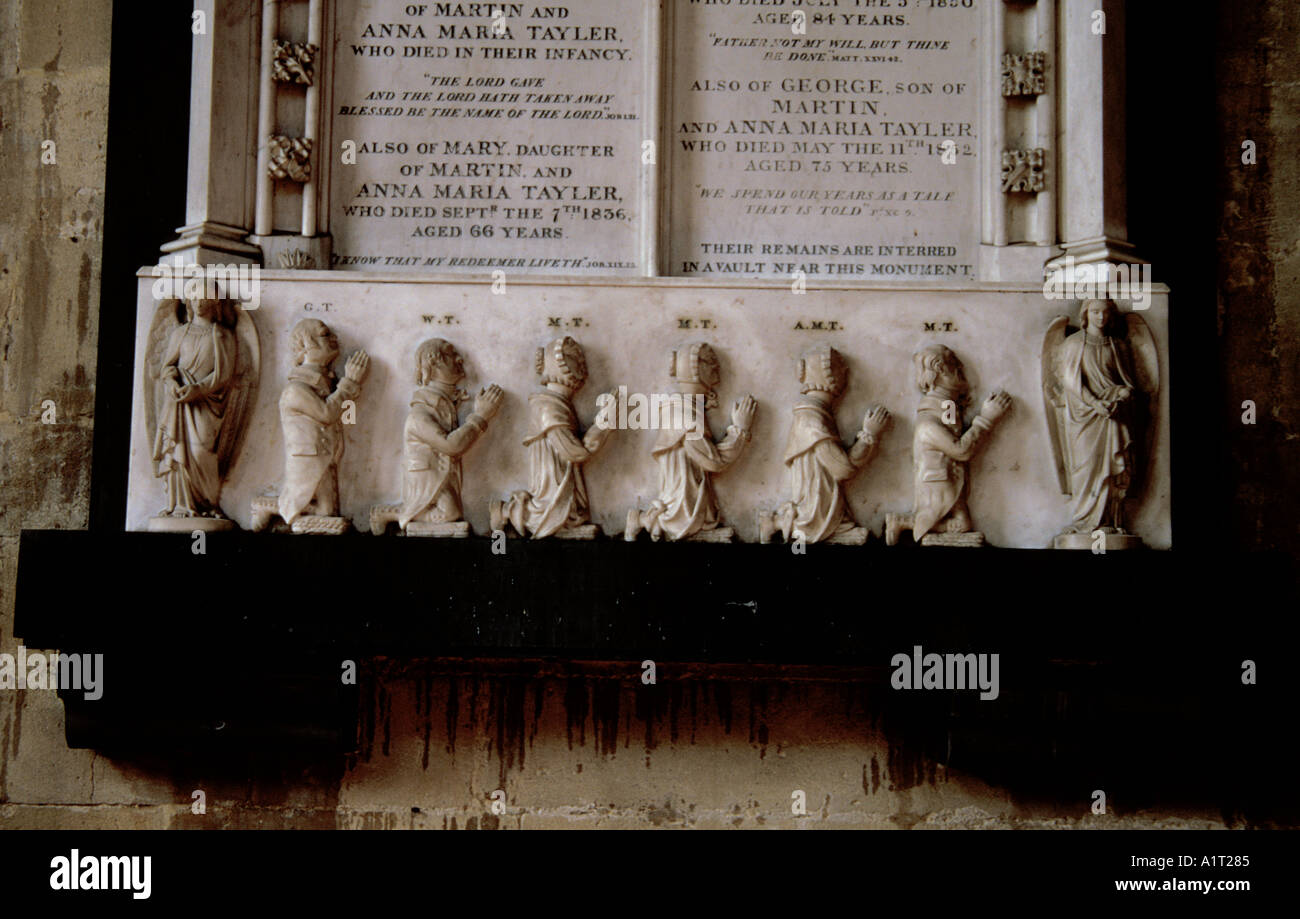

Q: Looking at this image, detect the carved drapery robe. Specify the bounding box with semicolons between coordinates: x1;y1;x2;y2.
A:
645;397;747;541
152;320;237;514
1059;332;1135;530
504;390;601;538
398;382;487;528
912;395;993;539
781;400;874;543
278;365;360;524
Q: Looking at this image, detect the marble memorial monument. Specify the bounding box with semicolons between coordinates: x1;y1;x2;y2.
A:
122;0;1171;550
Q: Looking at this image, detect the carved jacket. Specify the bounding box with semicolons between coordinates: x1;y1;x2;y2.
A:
404;383;486;471
647;394;748;540
507;388;608;538
278;364;360;523
398;383;487;528
782;399;874;542
912;394;992;539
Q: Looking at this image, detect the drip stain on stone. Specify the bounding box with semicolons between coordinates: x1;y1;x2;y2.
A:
712;681;733;735
379;682;392;758
592;680;621;757
418;676;433;770
493;678;529;787
564;677;588;750
445;677;459;756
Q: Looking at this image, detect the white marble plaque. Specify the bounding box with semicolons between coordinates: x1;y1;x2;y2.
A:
668;0;980;281
329;1;650;274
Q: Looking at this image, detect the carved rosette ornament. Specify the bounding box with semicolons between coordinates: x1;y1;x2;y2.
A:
624;343;756;543
250;319;369;535
1001;51;1046;97
490;337;615;539
760;345;888;546
267;135;312;183
1001;147;1046;194
370;339;504;537
885;345;1012;548
1042;299;1159;550
272;39;318;85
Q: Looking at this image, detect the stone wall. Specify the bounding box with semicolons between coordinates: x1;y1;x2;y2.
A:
0;0;109;825
0;0;1295;829
1216;1;1300;556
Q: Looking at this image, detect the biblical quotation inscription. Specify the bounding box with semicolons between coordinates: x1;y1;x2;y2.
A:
669;0;980;281
330;1;646;274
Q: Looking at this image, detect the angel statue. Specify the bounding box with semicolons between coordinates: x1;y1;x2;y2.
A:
625;342;756;543
144;296;258;532
1042;298;1158;550
760;345;889;546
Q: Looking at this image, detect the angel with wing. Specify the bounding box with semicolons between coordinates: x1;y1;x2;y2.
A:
145;296;258;529
1042;298;1158;547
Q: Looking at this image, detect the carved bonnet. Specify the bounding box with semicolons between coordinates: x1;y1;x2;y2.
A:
798;344;848;395
536;335;588;389
668;342;721;388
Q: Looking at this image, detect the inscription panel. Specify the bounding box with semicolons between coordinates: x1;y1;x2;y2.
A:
668;0;981;282
329;1;648;274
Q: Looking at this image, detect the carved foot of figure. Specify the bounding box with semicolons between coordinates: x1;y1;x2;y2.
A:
250;495;278;533
1053;530;1144;551
686;527;734;544
824;526;870;546
369;503;402;536
148;515;235;533
406;520;471;538
919;531;986;548
624;508;643;542
550;524;601;540
884;513;913;547
290;515;351;536
489;499;507;535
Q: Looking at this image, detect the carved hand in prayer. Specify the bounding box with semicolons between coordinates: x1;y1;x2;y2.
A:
980;390;1012;423
861;405;891;438
475;384;504;421
732;394;757;432
344;350;370;384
